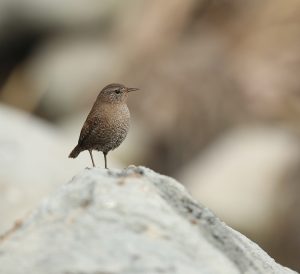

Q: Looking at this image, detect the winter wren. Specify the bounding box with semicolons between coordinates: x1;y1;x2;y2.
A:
69;83;139;168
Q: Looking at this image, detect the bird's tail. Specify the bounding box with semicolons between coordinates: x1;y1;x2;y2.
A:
69;145;81;158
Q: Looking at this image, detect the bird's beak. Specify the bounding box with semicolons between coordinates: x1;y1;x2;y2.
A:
127;87;139;92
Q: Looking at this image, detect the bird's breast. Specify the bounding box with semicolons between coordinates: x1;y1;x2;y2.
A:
99;102;130;132
97;104;130;151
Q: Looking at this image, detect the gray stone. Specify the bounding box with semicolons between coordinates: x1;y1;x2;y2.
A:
0;166;296;274
0;103;122;234
179;126;300;237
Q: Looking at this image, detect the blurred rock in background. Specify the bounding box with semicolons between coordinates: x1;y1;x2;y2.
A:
179;126;300;269
1;0;300;271
0;103;122;234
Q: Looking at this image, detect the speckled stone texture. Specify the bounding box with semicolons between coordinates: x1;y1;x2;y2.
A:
0;166;297;274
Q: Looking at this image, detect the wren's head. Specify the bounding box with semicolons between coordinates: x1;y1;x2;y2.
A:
97;83;139;104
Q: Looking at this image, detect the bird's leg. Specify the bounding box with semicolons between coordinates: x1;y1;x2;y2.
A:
89;150;95;167
103;152;108;169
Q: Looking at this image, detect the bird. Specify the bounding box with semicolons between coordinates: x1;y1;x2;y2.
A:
69;83;139;168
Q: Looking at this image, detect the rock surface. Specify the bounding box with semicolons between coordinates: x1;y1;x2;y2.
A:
0;104;122;234
0;166;297;274
179;126;300;238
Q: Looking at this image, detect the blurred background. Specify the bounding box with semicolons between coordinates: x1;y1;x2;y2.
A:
0;0;300;271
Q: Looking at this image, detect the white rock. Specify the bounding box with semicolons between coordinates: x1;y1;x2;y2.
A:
0;166;296;274
0;104;121;234
179;126;300;238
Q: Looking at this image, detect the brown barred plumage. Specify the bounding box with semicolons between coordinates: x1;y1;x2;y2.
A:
69;83;138;168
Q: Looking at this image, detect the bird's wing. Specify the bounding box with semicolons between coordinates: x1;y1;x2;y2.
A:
78;117;101;146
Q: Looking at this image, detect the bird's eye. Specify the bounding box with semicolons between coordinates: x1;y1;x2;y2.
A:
115;89;121;94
